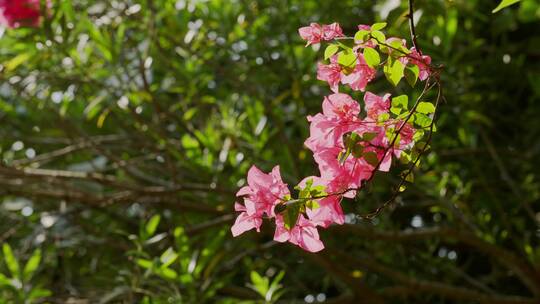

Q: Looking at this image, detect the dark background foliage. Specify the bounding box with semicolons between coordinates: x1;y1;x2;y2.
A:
0;0;539;303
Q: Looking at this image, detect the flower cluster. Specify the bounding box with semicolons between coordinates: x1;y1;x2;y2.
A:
0;0;44;28
298;22;343;46
232;22;433;252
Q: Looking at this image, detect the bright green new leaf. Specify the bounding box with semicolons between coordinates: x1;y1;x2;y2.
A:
145;215;161;238
250;271;270;298
2;244;20;278
371;22;387;31
4;53;31;72
354;30;370;42
391;95;409;115
378;112;390;123
400;152;411;164
268;270;285;300
416;102;436;114
371;30;386;44
136;258;153;269
413;129;425;141
363;47;380;68
404;172;414;183
324;44;339;60
28;288;52;301
492;0;521;13
160;248;179;268
414;113;432;128
158;267;178;280
338;51;357;69
23;249;42;281
383;58;405;86
404;65;420;87
0;273;10;286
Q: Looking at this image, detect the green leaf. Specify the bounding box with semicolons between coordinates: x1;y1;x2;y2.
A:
371;30;386;44
363;47;380;68
23;249;42;281
338;51;357;69
363;152;379;166
339;132;361;165
371;22;387;31
27;288;52;300
403;172;414;183
136;258;154;269
269;270;285;295
352;144;365;158
157;267;178;280
96;108;110;128
492;0;521;13
414;113;432;128
416;102;436;114
306;199;320;210
4;52;32;72
400;152;411;164
250;271;270;298
378;112;390;123
413;129;425;141
324;44;339;60
344;132;360;147
383;58;405;86
337;40;354;51
354;30;370;42
0;273;11;287
283;205;300;230
404;65;420;87
183;108;198;121
2;244;20;279
391;95;409;115
160;248;179;269
145;215;161;238
361;132;378;142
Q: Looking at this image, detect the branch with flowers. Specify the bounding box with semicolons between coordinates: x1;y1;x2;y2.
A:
231;2;444;253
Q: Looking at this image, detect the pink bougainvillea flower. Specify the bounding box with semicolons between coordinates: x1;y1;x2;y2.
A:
306;195;345;227
321;92;361;120
233;21;432;253
358;24;371;31
305;93;362;152
364;92;391;120
317;55;342;93
231;165;290;237
0;0;44;28
299;22;343;46
312;146;372;196
299;23;323;46
297;176;345;227
231;202;263;237
409;47;432;81
341;54;376;91
321;22;344;40
363;119;415;173
274;215;324;252
236;165;290;216
386;120;416;157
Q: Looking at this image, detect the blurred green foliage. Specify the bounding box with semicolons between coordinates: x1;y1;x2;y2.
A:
0;0;539;303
